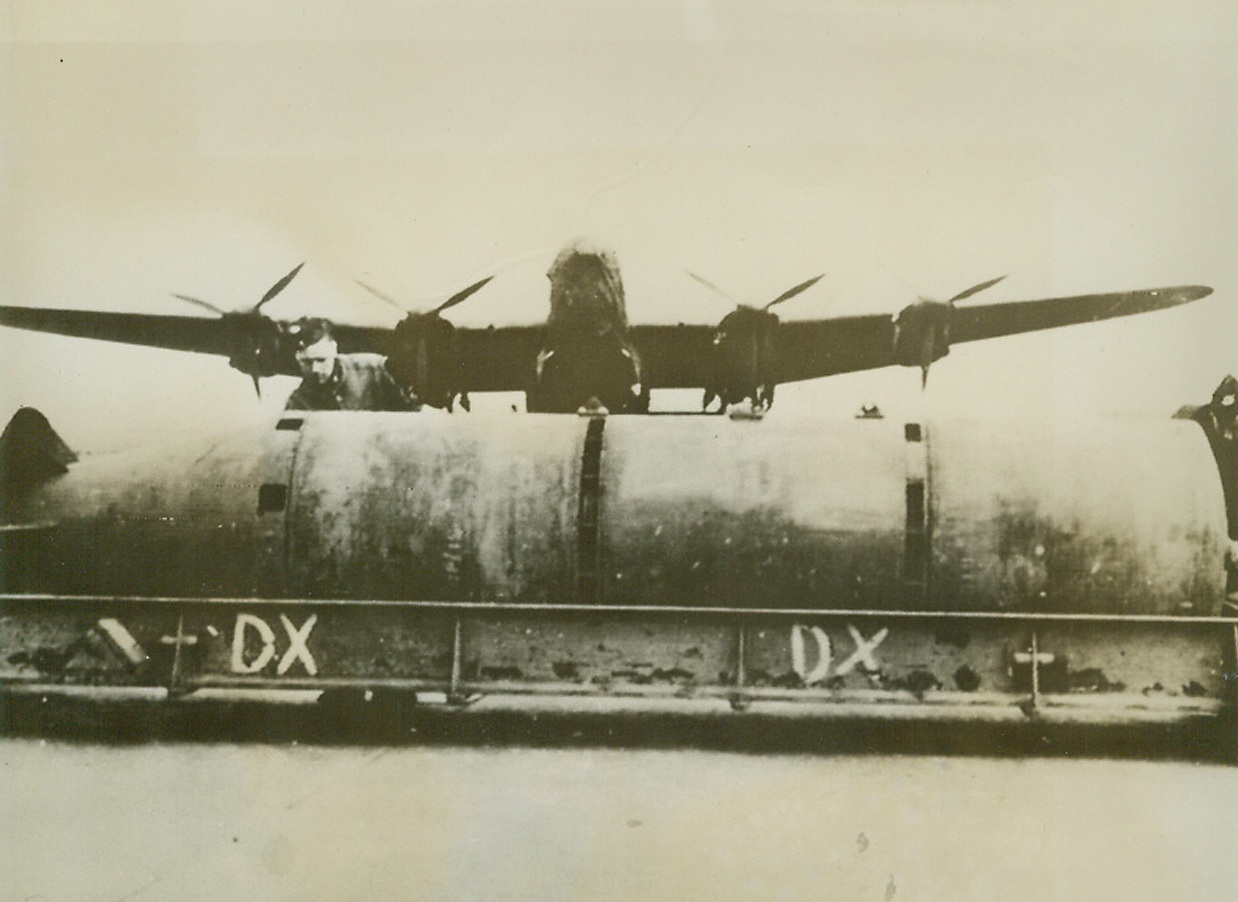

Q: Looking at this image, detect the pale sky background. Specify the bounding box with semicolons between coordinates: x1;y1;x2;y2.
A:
1;0;1235;451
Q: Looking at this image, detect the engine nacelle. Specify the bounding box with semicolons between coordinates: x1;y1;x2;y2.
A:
705;306;780;411
891;300;953;372
385;313;468;411
223;311;300;379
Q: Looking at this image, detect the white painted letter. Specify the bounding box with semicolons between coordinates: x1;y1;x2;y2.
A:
790;625;832;685
836;625;888;675
231;614;277;674
277;614;318;676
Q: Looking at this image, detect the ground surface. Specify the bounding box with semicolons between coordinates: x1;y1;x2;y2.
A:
2;699;1236;902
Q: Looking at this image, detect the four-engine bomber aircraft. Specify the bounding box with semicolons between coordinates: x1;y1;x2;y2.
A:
0;238;1213;413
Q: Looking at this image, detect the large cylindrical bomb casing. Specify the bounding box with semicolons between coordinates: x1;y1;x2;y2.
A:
247;413;1232;612
4;413;1229;614
598;417;906;607
5;427;295;596
287;414;584;602
928;418;1227;614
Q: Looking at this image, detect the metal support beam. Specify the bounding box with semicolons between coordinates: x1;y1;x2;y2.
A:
730;623;750;711
448;617;465;705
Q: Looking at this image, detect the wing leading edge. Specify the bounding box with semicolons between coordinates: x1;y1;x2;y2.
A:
0;307;236;357
0;283;1212;393
768;283;1212;387
949;285;1212;344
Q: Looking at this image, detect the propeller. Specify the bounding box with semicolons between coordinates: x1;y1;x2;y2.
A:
687;271;825;311
355;275;494;319
171;262;306;396
353;274;496;411
686;271;734;303
170;293;228;316
173;262;305;318
765;273;827;310
896;275;1007;388
946;275;1006;305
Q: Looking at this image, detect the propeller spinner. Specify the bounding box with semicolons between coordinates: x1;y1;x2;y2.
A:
171;263;306;396
893;275;1007;388
690;270;825;412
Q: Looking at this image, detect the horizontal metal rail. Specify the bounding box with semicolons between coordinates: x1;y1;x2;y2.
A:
3;594;1236;626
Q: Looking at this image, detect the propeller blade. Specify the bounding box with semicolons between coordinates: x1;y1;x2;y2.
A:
254;262;305;312
948;275;1006;305
251;374;262;398
687;271;734;304
431;275;495;316
355;279;407;313
921;365;930;390
764;273;826;310
171;293;227;316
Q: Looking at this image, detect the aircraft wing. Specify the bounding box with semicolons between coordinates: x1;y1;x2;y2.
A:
447;325;546;393
339;322;548;393
0;283;1212;392
629;318;897;388
0;306;546;390
948;285;1212;344
328;322;395;357
637;284;1212;388
0;306;237;357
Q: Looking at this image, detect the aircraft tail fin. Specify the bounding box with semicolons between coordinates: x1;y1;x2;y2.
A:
0;407;77;493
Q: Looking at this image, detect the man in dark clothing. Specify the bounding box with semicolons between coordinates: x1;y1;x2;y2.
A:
284;318;418;411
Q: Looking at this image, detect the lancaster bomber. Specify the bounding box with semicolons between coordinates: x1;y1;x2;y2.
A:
0;239;1214;413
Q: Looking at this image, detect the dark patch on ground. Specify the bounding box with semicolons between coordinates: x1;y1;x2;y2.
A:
1024;660;1125;694
885;669;941;698
552;661;580;680
953;665;982;692
770;670;803;689
609;666;695;684
1066;668;1126;693
609;669;650;684
652;667;694;681
8;644;80;674
479;665;523;681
